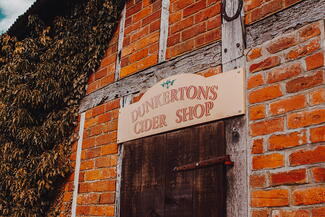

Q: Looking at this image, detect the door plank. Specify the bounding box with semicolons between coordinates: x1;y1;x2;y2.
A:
194;121;226;217
137;134;166;217
121;139;143;217
164;127;199;217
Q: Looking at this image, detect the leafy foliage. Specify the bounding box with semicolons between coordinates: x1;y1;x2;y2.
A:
0;0;122;216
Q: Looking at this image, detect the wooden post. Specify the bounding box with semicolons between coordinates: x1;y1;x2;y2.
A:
222;0;248;216
222;0;245;72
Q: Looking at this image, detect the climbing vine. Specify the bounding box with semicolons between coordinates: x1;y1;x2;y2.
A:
0;0;123;216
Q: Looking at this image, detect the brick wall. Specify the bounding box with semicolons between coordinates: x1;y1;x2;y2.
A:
244;0;305;24
167;0;222;59
74;99;120;216
246;21;325;216
120;0;162;78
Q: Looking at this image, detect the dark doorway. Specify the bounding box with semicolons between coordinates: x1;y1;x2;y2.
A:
121;121;227;217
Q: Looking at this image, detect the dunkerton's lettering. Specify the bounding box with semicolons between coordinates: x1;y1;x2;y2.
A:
131;85;218;123
175;102;214;123
134;114;167;134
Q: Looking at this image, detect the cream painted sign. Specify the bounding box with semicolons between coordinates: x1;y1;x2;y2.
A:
117;68;245;143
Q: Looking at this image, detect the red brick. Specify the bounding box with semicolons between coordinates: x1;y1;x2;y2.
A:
167;39;195;59
286;38;320;60
102;143;118;155
290;146;325;166
83;137;95;149
244;0;263;12
271;209;310;217
299;22;321;42
172;0;194;12
306;52;324;71
167;33;180;47
252;138;264;154
94;68;107;80
269;130;307;150
100;193;115;204
97;113;112;124
286;70;323;93
250;104;266;120
270;95;306;115
95;132;117;146
284;0;304;6
270;169;307;186
252;209;268;217
89;125;103;137
92;104;105;117
197;66;222;77
293;186;325;205
149;20;160;33
261;0;282;17
248;74;264;89
310;126;325;143
267;63;302;83
312;207;325;217
80;159;95;171
250;118;284;137
181;23;206;41
88;205;115;216
287;109;325;129
195;2;221;23
310;88;325;105
77;193;100;205
84;147;101;160
105;99;120;112
170;16;194;34
206;15;222;30
126;2;142;17
183;0;206;18
251;189;289;207
252;153;284;170
79;180;116;193
247;47;262;61
249;56;281;73
100;73;115;87
169;11;181;24
245;7;263;24
249;85;282;104
95;156;117;168
142;10;161;26
128;48;149;63
250;174;266;188
267;36;297;54
312;167;325;183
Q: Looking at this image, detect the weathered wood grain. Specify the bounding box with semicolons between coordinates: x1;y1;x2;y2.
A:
247;0;325;48
225;116;248;217
222;0;245;71
80;41;222;112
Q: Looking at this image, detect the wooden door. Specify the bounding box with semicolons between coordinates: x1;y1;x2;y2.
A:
121;121;226;217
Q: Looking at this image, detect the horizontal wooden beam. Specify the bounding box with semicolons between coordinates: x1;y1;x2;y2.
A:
246;0;325;48
80;41;222;112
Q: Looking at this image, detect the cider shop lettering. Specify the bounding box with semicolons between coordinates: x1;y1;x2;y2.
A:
131;85;218;134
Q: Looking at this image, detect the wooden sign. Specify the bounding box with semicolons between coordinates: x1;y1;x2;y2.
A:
117;68;245;143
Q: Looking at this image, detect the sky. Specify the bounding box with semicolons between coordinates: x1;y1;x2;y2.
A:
0;0;36;33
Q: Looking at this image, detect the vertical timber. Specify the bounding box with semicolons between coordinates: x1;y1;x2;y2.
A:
158;0;170;63
222;0;248;216
71;112;86;217
115;94;133;217
222;0;245;71
115;6;126;81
